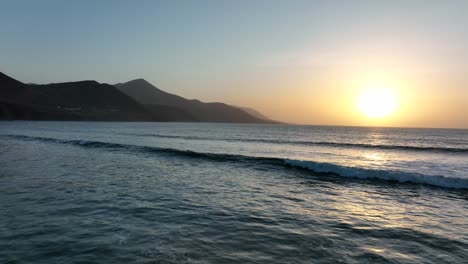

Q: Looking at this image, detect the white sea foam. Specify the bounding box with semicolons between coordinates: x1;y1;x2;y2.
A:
284;159;468;189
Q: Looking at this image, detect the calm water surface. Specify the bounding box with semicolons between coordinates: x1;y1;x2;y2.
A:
0;122;467;263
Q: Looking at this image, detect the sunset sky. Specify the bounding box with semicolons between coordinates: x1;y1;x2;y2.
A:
1;0;467;128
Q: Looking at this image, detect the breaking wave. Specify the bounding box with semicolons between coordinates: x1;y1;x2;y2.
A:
3;134;467;189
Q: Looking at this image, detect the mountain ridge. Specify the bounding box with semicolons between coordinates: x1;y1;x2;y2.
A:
1;72;273;123
115;78;273;123
0;72;155;121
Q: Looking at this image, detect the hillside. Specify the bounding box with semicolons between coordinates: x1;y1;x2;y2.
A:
0;73;155;121
1;72;274;123
115;79;272;123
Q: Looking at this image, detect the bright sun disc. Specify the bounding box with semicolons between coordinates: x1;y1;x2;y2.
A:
358;88;398;118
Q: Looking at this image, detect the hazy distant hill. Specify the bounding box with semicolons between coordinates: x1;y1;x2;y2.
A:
234;106;273;122
115;79;272;123
0;72;154;121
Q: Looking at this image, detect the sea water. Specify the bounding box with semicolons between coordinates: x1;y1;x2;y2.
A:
0;122;467;263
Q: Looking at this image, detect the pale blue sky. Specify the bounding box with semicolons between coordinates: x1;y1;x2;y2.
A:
1;0;467;127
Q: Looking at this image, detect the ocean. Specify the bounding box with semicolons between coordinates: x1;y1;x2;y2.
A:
0;121;467;263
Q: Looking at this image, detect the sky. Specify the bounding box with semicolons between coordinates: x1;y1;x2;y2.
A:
1;0;467;128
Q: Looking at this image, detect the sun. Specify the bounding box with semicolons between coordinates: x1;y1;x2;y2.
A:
358;88;398;118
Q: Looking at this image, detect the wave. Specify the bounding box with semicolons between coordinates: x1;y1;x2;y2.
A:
284;160;468;189
123;133;468;154
3;134;468;189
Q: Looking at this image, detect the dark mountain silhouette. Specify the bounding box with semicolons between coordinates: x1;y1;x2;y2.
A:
0;72;76;120
0;72;154;121
1;72;274;123
0;72;41;105
115;79;272;123
143;104;196;122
